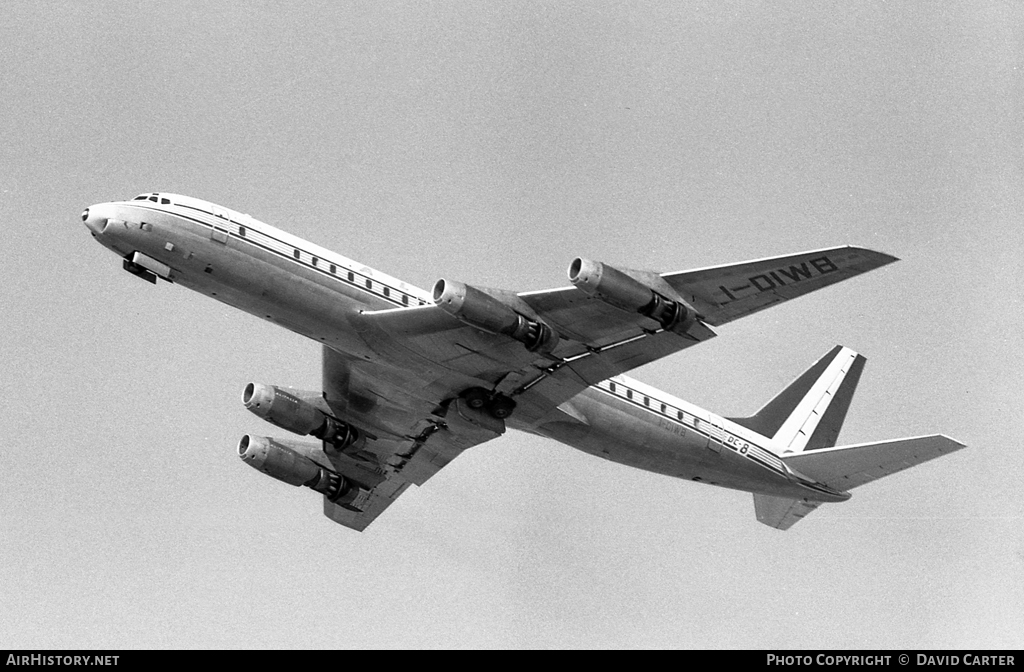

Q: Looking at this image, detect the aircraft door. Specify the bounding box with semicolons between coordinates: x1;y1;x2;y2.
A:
210;206;230;244
706;417;731;453
691;415;715;452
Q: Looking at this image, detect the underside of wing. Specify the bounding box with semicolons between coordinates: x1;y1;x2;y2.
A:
352;286;719;424
662;246;898;326
322;474;414;532
317;348;509;530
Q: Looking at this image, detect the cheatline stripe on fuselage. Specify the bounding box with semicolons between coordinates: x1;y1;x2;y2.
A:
128;201;430;310
591;379;791;479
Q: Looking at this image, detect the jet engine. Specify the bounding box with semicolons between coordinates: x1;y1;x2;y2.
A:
237;434;369;508
242;383;358;449
568;258;699;335
432;279;558;353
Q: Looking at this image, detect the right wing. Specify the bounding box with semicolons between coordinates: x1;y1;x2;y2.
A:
321;246;898;530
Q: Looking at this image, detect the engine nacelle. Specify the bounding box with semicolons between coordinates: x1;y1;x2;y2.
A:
237;435;370;508
568;258;698;334
242;383;358;449
432;279;559;353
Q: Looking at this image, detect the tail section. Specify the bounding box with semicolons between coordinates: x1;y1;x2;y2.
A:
753;494;821;530
742;346;966;530
782;435;966;492
729;345;865;453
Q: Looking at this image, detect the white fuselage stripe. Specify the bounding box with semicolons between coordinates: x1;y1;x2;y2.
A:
591;379;788;478
133;201;432;309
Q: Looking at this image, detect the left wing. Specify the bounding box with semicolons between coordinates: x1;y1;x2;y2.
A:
320;396;506;531
318;346;514;531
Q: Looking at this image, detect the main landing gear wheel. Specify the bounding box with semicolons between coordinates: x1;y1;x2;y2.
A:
459;388;516;419
462;387;490;410
487;395;516;419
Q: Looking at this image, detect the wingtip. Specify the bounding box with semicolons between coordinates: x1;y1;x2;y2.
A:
852;246;900;265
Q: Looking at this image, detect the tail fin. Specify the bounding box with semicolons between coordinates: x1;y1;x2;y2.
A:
742;347;967;530
729;345;865;454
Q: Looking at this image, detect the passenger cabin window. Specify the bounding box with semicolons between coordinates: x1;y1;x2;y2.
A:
626;390;633;400
644;397;649;407
238;226;246;237
329;264;336;273
293;249;300;259
312;257;318;267
383;287;390;297
402;294;409;305
365;279;372;289
347;271;354;282
609;382;616;393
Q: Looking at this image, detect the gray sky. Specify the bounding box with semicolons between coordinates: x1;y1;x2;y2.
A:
2;0;1021;649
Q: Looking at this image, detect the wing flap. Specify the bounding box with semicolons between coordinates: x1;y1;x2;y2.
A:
323;481;413;532
318;402;505;532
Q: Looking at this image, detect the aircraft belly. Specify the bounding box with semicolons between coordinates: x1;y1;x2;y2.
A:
528;387;800;496
531;392;710;479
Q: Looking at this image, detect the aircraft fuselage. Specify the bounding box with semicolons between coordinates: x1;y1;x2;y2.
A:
82;193;849;506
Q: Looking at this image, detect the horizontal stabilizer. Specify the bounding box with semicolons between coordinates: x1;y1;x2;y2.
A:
783;435;966;491
753;494;821;531
755;435;965;530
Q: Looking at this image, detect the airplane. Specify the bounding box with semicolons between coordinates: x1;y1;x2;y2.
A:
81;193;965;531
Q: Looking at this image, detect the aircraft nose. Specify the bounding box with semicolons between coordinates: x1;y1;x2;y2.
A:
81;205;109;235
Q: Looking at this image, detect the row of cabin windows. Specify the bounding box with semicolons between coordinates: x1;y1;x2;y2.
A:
607;381;688;423
182;203;426;308
188;208;427;309
288;246;418;306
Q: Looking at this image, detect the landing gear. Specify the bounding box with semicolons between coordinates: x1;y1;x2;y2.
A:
460;387;517;420
462;387;490;410
487;395;516;419
122;257;157;284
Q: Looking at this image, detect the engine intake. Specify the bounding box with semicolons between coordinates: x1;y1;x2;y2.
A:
242;383;358;449
568;258;698;334
432;279;558;353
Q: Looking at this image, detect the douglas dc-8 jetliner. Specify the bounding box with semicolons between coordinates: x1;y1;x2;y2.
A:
82;193;964;531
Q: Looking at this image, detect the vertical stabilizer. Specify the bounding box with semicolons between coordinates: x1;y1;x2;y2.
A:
728;345;866;454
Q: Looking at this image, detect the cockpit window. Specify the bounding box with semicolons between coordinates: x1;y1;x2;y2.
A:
133;195;149;201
